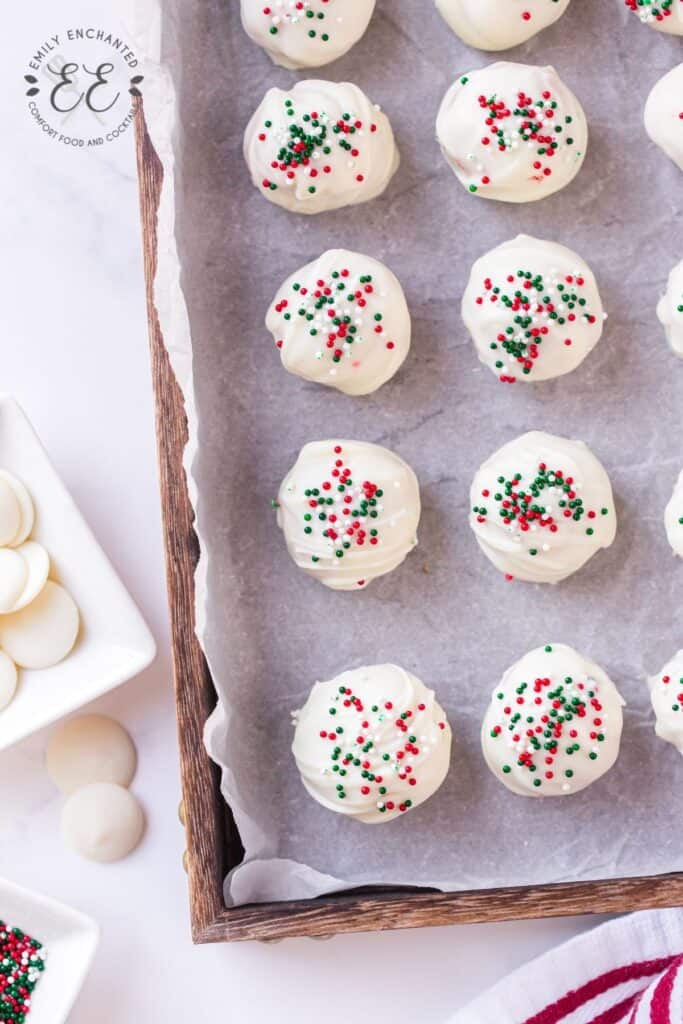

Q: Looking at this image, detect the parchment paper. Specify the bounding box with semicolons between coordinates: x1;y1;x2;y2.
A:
144;0;682;906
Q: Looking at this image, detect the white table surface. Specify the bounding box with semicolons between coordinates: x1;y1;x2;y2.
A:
0;2;607;1020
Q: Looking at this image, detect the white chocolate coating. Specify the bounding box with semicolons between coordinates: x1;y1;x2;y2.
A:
292;664;451;823
0;471;34;548
434;0;570;50
645;65;683;171
469;431;617;583
267;249;411;396
276;440;420;590
482;643;624;796
61;783;145;862
462;235;605;383
625;0;683;34
436;63;587;203
665;469;683;557
648;650;683;755
0;650;18;713
244;80;399;214
658;258;683;358
47;715;137;794
240;0;376;70
0;581;79;669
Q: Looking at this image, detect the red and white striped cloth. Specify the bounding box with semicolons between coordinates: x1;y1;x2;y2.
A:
449;909;683;1024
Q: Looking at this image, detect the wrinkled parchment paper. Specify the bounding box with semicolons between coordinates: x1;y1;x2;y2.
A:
136;0;682;906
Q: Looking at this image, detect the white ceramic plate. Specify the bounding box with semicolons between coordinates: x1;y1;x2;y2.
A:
0;395;156;750
0;876;99;1024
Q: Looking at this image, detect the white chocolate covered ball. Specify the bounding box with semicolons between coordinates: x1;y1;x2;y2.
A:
624;0;683;34
240;0;376;70
462;235;605;383
276;440;420;590
434;0;571;50
482;643;625;796
292;664;451;822
645;65;683;172
267;249;411;395
648;651;683;755
469;431;617;583
657;258;683;358
665;470;683;557
436;63;588;203
244;80;399;214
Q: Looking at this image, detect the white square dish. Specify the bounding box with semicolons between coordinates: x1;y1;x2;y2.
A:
0;394;156;750
0;876;98;1024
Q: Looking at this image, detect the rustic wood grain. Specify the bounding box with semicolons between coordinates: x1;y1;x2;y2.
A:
134;98;683;945
134;97;237;941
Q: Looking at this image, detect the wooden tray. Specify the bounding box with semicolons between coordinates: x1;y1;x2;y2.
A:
134;99;683;945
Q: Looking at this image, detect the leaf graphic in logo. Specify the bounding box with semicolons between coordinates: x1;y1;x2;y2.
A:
130;75;144;85
128;74;144;98
24;74;38;84
26;87;40;96
129;87;141;97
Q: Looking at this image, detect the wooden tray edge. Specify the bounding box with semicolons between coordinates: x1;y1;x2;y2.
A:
133;97;683;945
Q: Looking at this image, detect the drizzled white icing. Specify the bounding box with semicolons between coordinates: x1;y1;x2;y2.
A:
462;235;605;383
665;469;683;557
644;65;683;172
469;431;617;583
244;80;399;214
276;440;420;590
267;249;411;395
240;0;376;69
292;664;451;822
657;258;683;359
436;63;588;203
434;0;571;51
648;650;683;755
482;643;625;797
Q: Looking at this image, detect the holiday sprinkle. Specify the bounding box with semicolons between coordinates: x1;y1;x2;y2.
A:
0;921;46;1024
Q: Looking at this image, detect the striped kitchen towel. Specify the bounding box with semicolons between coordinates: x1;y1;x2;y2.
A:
449;909;683;1023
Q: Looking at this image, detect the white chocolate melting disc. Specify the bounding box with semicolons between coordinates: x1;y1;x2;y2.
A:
648;651;683;755
0;581;79;669
61;783;145;862
276;440;421;590
267;249;411;396
0;478;21;547
244;79;399;214
0;651;18;712
292;664;452;823
665;469;683;557
482;643;625;796
47;715;137;794
0;471;35;548
0;550;28;613
240;0;376;70
644;65;683;172
434;0;571;50
5;541;50;613
436;62;588;203
469;431;617;583
624;0;683;34
657;258;683;360
461;235;605;384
